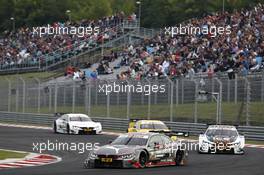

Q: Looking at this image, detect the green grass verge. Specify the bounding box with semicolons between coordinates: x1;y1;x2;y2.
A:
21;101;264;125
0;150;28;160
0;71;61;81
245;140;264;145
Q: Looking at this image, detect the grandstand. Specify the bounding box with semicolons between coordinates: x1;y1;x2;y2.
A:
0;13;136;74
0;5;261;79
108;4;264;81
1;4;264;81
48;3;264;82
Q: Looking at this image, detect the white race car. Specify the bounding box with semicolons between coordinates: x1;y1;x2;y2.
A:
53;113;102;135
198;125;244;154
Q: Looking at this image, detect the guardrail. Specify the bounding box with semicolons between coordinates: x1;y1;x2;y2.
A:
0;111;263;140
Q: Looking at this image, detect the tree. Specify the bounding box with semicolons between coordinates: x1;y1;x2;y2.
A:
0;0;263;32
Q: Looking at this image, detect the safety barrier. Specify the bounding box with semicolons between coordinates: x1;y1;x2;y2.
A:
0;111;263;140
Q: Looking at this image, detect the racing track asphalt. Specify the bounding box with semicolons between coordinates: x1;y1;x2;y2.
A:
0;126;263;175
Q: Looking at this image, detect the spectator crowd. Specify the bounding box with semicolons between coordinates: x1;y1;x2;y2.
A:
2;4;264;81
0;12;126;69
114;4;264;80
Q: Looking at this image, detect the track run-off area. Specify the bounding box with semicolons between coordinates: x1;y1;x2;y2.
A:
0;125;263;175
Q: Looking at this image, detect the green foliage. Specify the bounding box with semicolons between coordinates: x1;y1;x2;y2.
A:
0;0;263;32
110;0;135;14
0;0;135;32
141;0;263;28
0;0;15;31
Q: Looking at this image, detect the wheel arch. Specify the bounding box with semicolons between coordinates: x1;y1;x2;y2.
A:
135;148;149;161
53;120;57;133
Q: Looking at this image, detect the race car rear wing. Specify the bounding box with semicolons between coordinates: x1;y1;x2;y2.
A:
149;130;189;137
54;113;67;118
128;119;142;129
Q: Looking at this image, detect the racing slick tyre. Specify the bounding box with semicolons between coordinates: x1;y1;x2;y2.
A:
198;147;206;154
83;160;91;169
53;121;58;133
139;152;148;168
230;148;244;155
67;124;70;134
230;148;235;154
175;150;184;166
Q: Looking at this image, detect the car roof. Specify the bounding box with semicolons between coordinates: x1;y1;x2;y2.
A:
66;113;90;118
122;132;159;137
207;125;237;130
137;120;165;124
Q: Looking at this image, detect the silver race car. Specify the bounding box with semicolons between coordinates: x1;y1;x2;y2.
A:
84;132;188;168
53;113;102;134
198;125;245;154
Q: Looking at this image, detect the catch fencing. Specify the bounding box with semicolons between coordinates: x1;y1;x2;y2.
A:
0;73;264;126
0;111;263;140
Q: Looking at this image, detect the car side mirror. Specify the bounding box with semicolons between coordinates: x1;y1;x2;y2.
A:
240;132;245;136
109;140;113;144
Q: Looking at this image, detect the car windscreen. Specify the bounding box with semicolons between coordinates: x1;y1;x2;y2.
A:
69;116;91;122
140;123;168;130
206;129;238;137
111;135;148;146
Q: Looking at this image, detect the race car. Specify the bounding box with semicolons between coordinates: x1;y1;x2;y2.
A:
84;132;188;168
53;113;102;134
198;125;245;154
127;119;189;139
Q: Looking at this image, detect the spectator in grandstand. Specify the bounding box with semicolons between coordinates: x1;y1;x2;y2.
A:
82;62;92;69
127;13;137;22
240;64;249;76
73;70;80;80
0;12;126;69
96;61;113;75
72;69;86;81
114;3;264;80
90;70;98;80
97;62;106;75
207;65;214;79
65;65;75;77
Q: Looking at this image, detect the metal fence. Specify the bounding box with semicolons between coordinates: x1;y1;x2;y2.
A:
0;73;264;126
0;111;263;140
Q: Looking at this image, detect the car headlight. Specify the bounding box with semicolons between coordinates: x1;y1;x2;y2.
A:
119;153;135;159
202;140;211;144
95;124;101;129
233;142;241;146
72;126;80;130
89;152;98;159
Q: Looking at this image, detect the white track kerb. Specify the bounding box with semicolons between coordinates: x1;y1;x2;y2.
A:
0;149;61;170
0;123;264;149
